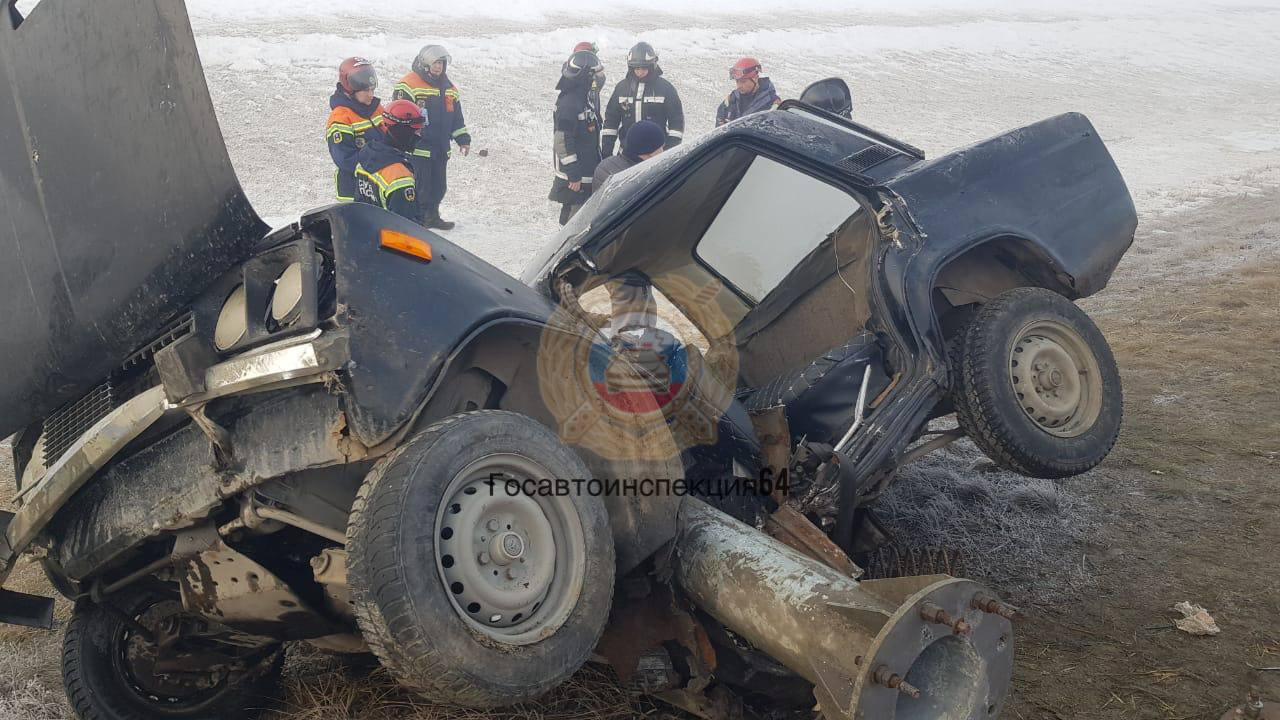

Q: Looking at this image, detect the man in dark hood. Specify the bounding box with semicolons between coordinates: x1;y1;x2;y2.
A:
715;57;781;126
326;57;384;202
548;49;605;225
592;119;665;189
393;44;472;230
592;119;667;335
601;42;685;158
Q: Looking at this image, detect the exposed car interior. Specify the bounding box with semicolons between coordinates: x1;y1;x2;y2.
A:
557;144;890;446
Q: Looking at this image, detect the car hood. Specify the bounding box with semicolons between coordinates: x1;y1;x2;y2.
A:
0;0;266;437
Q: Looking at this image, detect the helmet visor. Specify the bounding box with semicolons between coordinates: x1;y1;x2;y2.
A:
393;114;426;131
386;103;426;132
729;64;759;81
347;66;378;92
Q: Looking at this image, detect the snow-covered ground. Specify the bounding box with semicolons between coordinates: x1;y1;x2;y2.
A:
21;0;1280;273
198;0;1280;273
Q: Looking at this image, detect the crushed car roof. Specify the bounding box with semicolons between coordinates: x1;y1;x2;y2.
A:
521;106;924;288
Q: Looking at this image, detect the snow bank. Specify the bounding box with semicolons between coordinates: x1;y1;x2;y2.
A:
181;0;1280;23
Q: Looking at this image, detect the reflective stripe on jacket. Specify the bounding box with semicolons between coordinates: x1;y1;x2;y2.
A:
393;71;471;158
327;87;385;200
354;132;423;224
602;68;684;157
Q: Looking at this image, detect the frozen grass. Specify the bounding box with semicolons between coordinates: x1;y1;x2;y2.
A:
269;645;676;720
0;635;67;720
876;434;1101;605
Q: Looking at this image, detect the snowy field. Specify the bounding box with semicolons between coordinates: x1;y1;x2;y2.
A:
21;0;1276;276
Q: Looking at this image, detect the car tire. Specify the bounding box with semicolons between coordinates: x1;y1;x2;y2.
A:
955;287;1122;478
944;328;972;419
62;587;283;720
346;410;614;707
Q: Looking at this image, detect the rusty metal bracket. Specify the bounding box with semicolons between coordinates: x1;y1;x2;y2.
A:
897;429;964;468
595;581;716;687
763;505;863;579
747;406;792;504
185;403;236;470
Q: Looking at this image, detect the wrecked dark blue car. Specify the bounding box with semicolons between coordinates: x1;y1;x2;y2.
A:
1;2;1133;719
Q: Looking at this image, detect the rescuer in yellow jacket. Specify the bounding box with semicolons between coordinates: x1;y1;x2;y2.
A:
393;45;472;230
326;57;385;201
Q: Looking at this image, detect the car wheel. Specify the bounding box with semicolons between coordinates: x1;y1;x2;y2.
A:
346;410;614;707
62;586;282;720
955;287;1122;478
944;328;972;419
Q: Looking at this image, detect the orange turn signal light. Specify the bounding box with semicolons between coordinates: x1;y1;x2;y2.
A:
379;229;433;262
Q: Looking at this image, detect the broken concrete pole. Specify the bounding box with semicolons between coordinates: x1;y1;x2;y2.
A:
673;499;1016;719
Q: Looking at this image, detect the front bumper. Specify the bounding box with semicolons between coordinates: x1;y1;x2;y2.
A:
0;330;348;626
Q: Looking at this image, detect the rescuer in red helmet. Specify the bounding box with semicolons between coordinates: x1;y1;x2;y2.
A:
327;57;385;201
571;42;609;98
353;99;425;225
715;57;780;127
548;49;606;225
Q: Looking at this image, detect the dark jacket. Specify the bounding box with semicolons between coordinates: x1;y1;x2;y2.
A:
354;131;422;224
715;77;782;126
548;75;602;205
592;152;639;189
326;87;385;201
602;68;684;157
392;70;472;159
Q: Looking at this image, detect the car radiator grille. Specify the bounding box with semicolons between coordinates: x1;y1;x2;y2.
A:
40;311;193;468
123;312;194;370
42;381;115;468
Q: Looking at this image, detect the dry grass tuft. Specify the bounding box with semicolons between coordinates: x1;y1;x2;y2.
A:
876;435;1101;604
269;645;674;720
0;442;74;720
0;636;68;720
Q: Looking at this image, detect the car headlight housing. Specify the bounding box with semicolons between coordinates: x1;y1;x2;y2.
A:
270;262;305;326
213;285;248;351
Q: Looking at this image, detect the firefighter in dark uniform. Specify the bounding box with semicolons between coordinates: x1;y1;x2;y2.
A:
601;42;684;158
354;100;425;225
326;57;385;202
393;44;471;230
549;49;605;226
716;57;782;126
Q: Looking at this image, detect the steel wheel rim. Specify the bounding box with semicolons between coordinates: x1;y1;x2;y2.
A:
434;452;587;645
1007;319;1104;438
113;600;229;709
